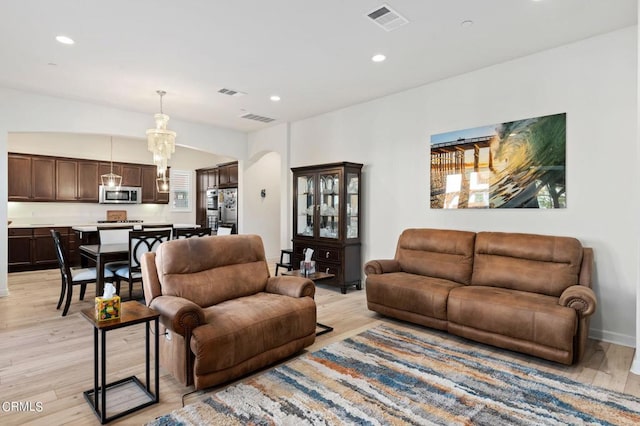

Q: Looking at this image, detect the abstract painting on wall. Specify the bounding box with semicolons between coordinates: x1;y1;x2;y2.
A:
430;113;566;209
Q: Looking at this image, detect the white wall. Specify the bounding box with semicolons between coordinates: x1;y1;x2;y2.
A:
632;1;640;375
242;151;282;260
247;123;291;253
252;27;637;345
0;87;247;296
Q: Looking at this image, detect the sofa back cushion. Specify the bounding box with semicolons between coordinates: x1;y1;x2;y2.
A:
395;228;476;285
472;232;583;297
155;234;270;307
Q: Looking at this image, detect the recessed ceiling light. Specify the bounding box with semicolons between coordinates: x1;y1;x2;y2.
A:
270;95;281;102
55;35;75;45
372;54;386;63
461;20;474;28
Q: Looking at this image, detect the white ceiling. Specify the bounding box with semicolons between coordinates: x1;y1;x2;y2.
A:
0;1;636;133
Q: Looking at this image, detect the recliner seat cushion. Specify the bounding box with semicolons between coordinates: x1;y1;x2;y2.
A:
366;272;462;320
448;286;577;352
191;292;316;375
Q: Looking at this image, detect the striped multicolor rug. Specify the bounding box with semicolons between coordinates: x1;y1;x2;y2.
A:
148;324;640;425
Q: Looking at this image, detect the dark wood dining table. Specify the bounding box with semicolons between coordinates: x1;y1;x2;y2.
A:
79;243;129;297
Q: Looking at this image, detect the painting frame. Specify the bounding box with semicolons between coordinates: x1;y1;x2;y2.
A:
430;113;566;209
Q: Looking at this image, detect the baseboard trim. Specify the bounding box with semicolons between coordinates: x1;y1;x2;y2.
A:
589;328;635;348
631;353;640;376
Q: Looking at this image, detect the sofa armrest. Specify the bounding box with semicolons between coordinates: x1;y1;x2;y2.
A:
559;285;597;317
364;259;401;275
141;252;161;306
266;276;315;298
149;295;205;337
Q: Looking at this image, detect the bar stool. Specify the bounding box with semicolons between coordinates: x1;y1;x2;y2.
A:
275;249;293;276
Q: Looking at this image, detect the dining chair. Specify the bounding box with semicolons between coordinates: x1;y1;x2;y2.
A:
51;229;115;316
143;225;175;239
114;229;172;300
97;226;133;291
216;226;233;236
174;227;212;239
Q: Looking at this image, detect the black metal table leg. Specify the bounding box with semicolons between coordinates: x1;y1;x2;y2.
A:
93;327;98;419
100;328;106;423
154;318;159;401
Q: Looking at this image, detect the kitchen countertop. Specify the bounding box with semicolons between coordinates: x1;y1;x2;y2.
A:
8;222;198;231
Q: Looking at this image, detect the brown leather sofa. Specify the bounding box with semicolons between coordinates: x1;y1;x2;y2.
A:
365;228;596;365
141;234;317;390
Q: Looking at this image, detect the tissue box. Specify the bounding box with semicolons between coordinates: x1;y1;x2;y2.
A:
95;296;121;321
299;260;316;275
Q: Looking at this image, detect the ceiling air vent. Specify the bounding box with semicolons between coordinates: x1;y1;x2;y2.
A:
218;88;246;97
240;113;276;123
366;4;409;32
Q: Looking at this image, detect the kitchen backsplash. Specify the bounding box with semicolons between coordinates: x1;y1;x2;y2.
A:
8;202;170;225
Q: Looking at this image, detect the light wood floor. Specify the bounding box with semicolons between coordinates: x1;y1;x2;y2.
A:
1;268;639;425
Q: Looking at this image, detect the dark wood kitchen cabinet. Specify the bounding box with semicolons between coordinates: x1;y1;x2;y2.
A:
32;157;56;200
77;161;100;201
8;153;170;204
291;162;363;294
218;162;238;188
56;159;100;201
56;159;78;200
98;162;122;180
8;226;75;272
8;228;32;269
8;154;56;201
7;154;32;201
99;162;140;187
141;165;169;204
121;164;142;187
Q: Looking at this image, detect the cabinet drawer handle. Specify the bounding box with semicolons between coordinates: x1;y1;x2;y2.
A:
326;252;330;258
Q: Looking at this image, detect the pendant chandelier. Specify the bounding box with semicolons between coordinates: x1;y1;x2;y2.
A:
100;136;122;188
146;90;176;178
156;175;170;193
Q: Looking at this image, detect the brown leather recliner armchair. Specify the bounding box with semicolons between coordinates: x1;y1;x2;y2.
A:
141;234;316;390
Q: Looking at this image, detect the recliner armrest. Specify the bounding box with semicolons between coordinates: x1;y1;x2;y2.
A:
149;295;205;337
559;285;597;317
266;276;315;298
364;259;401;275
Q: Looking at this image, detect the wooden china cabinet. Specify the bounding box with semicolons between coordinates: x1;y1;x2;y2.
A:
291;162;363;294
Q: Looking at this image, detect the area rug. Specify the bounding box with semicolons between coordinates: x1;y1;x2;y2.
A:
148;325;640;425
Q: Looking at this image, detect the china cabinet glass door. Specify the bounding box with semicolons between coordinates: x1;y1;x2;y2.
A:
346;172;359;239
296;174;314;237
319;171;339;239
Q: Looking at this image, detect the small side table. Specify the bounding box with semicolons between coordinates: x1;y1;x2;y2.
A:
282;270;335;336
81;301;160;424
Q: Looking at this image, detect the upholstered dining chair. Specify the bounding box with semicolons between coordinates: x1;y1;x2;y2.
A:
51;229;115;316
174;227;212;239
114;229;172;300
98;226;133;290
216;226;233;235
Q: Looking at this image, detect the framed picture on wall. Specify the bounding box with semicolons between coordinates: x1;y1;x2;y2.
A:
430;112;566;209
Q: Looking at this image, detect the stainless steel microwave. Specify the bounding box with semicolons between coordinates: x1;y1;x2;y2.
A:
99;185;142;204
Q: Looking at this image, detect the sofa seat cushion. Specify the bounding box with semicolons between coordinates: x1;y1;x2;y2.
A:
366;272;462;320
190;292;316;375
448;286;577;351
